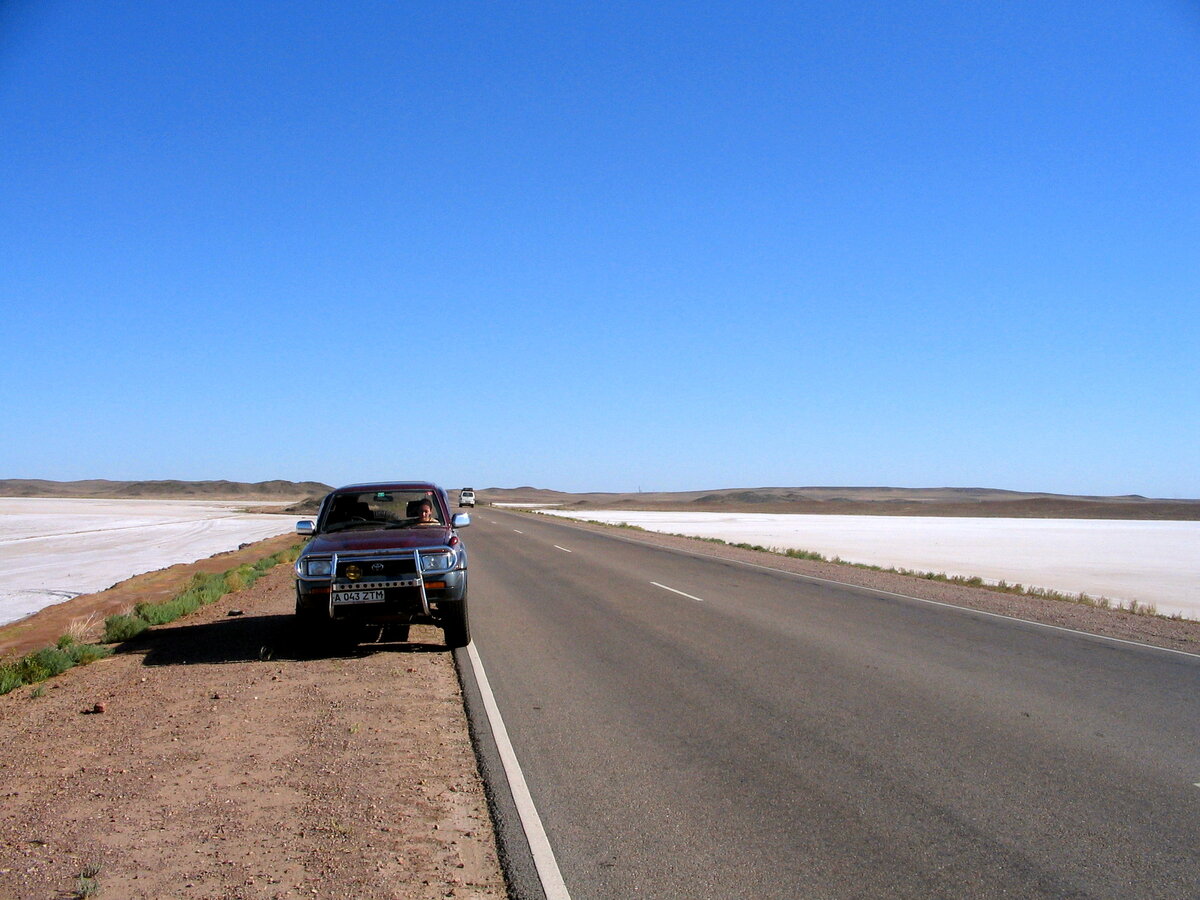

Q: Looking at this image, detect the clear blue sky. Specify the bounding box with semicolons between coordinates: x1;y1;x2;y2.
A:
2;1;1197;497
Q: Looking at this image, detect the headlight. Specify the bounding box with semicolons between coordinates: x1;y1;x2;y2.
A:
302;557;332;577
420;551;455;572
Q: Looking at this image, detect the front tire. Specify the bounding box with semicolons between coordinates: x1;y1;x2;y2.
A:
440;598;470;649
293;594;325;650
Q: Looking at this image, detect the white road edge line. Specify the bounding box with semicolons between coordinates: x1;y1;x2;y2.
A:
554;545;572;553
651;581;705;603
465;642;572;900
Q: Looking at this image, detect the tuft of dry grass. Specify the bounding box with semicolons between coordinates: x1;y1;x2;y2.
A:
74;859;102;898
64;612;102;644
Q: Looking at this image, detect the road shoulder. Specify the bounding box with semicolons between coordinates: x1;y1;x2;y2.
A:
0;562;506;899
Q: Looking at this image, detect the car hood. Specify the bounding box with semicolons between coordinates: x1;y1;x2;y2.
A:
306;527;455;554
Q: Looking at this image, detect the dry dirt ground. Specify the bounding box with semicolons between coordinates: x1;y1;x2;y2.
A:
0;539;505;900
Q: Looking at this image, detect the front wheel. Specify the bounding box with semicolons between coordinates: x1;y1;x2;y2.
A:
293;599;325;651
440;598;470;649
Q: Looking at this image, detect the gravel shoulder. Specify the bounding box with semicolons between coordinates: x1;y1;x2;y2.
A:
0;557;505;900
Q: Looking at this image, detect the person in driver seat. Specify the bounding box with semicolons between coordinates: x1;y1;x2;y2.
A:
407;498;440;525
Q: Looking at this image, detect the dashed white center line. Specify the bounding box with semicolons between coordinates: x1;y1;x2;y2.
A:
554;545;572;553
652;581;705;602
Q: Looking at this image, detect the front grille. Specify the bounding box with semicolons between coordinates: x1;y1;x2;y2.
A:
334;555;418;581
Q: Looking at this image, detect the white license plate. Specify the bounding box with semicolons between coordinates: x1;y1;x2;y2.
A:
332;589;386;604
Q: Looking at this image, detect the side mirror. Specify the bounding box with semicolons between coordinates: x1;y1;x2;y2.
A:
296;520;315;536
451;513;471;528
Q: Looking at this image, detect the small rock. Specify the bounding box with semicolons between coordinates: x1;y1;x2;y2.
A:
92;702;106;714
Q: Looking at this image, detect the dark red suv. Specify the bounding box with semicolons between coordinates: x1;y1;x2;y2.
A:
293;482;471;647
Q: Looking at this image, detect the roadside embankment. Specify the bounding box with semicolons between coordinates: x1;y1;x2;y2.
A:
0;533;301;663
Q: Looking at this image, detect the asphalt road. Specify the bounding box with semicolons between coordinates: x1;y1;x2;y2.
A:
464;508;1200;899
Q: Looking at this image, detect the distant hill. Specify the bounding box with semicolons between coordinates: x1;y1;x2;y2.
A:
6;480;1197;519
476;485;1200;520
0;479;334;501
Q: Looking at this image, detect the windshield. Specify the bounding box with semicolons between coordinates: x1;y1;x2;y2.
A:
321;490;444;532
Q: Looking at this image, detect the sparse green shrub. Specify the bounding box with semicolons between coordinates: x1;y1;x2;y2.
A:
16;647;75;682
76;860;102;898
224;563;259;592
0;636;115;697
587;519;646;532
732;542;773;553
180;572;227;605
148;590;206;623
136;599;181;625
187;571;223;591
170;587;200;609
193;573;227;604
67;643;112;666
102;613;149;643
0;667;22;696
784;548;826;561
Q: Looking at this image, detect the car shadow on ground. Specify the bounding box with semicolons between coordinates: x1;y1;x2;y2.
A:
120;614;448;666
